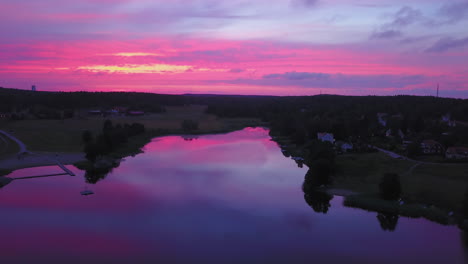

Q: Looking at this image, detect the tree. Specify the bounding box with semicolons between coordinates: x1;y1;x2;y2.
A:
304;190;333;214
406;142;421;158
84;143;99;162
81;130;93;144
303;159;334;189
377;213;399;231
379;173;401;200
305;140;335;165
182;120;198;132
103;119;113;133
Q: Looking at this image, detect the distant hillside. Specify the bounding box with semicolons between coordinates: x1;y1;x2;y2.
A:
1;87;468;122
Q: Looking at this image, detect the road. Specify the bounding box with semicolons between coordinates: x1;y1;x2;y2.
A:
0;129;28;154
372;145;465;168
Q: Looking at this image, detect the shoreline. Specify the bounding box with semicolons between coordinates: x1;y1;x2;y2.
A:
0;152;86;176
0;126;266;176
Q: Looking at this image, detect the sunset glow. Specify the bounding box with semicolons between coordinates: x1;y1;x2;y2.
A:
1;0;467;97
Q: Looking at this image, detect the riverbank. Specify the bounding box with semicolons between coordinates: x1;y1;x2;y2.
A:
269;135;468;225
0;152;86;175
0;105;262;176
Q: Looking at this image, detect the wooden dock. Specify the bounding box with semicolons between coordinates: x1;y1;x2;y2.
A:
55;159;75;176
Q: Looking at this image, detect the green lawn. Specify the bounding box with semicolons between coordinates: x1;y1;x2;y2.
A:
0;133;20;158
334;152;468;211
0;105;261;153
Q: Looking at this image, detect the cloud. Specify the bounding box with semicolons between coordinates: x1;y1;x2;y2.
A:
371;6;423;40
229;68;245;73
291;0;319;8
388;6;423;28
438;1;468;24
426;36;468;53
263;71;329;80
224;71;428;89
371;30;403;39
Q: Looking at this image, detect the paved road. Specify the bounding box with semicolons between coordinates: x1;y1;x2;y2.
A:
371;145;465;166
0;133;9;154
0;129;28;154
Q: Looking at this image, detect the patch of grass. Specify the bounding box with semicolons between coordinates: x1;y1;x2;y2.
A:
0;105;262;153
0;134;20;158
334;152;468;212
334;152;413;193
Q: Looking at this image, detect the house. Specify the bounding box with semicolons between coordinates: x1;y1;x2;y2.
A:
113;107;129;114
335;141;353;152
446;147;468;160
441;113;457;127
385;129;405;138
420;140;444;155
377;113;388;127
105;109;119;116
317;132;335;143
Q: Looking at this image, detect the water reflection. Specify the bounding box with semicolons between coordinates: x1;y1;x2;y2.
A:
84;158;121;184
85;167;112;184
0;128;466;264
304;190;333;214
377;212;399;232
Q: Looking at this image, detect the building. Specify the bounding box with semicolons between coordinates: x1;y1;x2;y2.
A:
377;113;388;127
317;132;335;143
420;140;444;155
335;141;353;153
32;85;36;91
441;113;456;127
446;147;468;160
385;129;405;138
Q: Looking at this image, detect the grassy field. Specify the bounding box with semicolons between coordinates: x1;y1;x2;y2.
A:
334;152;468;211
0;133;19;158
0;105;261;153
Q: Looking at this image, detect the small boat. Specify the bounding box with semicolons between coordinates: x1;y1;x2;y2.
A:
80;190;94;196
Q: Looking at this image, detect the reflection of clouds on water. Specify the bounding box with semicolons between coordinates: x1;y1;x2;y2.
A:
2;128;466;264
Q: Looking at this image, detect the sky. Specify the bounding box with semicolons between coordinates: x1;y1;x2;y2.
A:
0;0;467;97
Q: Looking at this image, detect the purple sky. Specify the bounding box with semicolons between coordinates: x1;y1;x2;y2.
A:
0;0;467;97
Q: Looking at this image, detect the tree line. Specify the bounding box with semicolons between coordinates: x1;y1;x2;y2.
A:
82;120;145;162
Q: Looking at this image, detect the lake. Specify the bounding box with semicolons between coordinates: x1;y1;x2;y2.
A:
0;127;466;263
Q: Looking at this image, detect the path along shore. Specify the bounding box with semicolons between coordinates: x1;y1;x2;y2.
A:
0;129;85;174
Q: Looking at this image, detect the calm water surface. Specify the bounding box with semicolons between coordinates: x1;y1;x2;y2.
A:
0;127;466;263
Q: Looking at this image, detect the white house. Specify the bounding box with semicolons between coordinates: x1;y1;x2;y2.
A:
441;113;457;127
385;129;405;138
317;132;335;143
336;141;353;152
446;147;468;160
377;113;388;127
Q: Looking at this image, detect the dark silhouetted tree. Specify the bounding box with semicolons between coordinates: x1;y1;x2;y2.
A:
182;120;198;132
379;173;402;200
377;212;399;231
303;190;333;214
81;130;93;144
